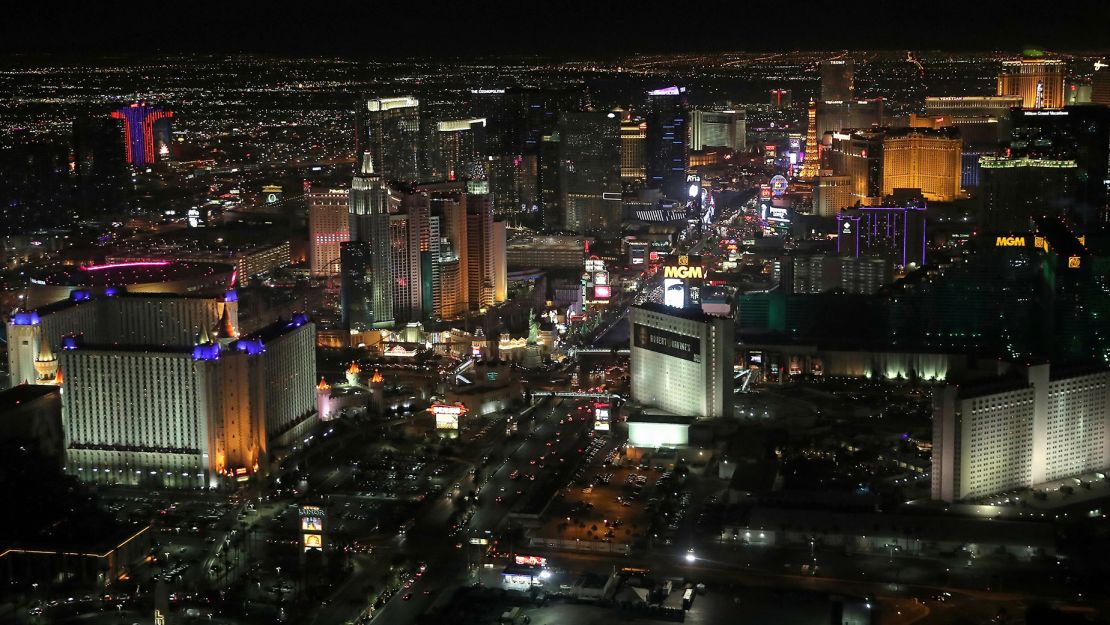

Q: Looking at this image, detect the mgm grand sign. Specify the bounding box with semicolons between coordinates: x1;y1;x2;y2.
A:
662;255;706;280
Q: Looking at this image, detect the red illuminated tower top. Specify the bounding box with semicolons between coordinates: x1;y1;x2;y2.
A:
110;101;172;166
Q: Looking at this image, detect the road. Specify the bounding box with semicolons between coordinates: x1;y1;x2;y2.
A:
361;398;595;625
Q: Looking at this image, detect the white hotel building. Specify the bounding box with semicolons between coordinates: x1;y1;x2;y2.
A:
630;302;734;419
932;363;1110;502
7;290;316;489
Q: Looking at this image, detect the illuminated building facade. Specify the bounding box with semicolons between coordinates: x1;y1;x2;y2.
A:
620;120;647;181
826;129;885;206
769;89;792;109
932;364;1110;502
434;118;487;181
110;102;172;166
998;57;1066;109
812;175;853;216
630;303;733;419
307;187;350;277
815;98;883;139
881;127;963;202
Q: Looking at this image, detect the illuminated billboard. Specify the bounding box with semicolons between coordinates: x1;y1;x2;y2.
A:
594;285;611;300
302;517;323;532
304;534;323;550
770;175;788;196
594;403;611;432
430;403;466;430
634;323;701;363
514;555;547;567
663;279;685;308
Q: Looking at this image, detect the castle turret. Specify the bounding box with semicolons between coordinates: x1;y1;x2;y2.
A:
316;377;333;421
33;339;58;385
345;362;361;387
368;369;385;416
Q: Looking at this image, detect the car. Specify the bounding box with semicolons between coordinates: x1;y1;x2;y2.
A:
403;593;413;601
495;496;503;504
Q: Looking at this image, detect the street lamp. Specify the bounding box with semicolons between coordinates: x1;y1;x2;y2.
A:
685;549;696;563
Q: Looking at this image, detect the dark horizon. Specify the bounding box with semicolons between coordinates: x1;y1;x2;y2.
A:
6;0;1110;58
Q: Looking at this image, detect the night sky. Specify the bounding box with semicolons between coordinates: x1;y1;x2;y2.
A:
4;0;1110;57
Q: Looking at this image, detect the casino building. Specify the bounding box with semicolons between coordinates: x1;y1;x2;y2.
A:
630;302;734;419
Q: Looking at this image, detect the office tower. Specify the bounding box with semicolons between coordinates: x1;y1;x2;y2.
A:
1009;106;1110;227
979;156;1079;230
998;57;1066;109
769;89;792;109
932;363;1110;502
492;220;507;303
465;195;497;310
357;97;420;183
434;118;487;181
820;60;854;101
620;120;647;182
348;152;396;327
836;201;927;268
815;98;883;139
645;86;690;200
110;102;173;166
307;187;350;277
799;99;820;179
826;129;885;206
881;127;963;202
690;109;746;152
812;175;854;216
72;115;128;221
557;111;622;235
630;302;734;419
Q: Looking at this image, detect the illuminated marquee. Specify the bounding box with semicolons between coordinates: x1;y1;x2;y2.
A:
430;403;467;430
1068;256;1082;269
514;555;547;567
662;255;706;280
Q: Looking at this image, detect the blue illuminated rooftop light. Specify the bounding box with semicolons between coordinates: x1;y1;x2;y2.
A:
225;290;238;303
71;289;92;302
62;336;80;350
234;338;266;356
192;343;221;361
12;311;40;326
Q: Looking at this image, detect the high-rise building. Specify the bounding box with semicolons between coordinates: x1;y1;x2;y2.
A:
820;60;854;101
1092;59;1110;105
465;195;497;310
620;120;648;182
790;255;893;294
979;156;1080;230
815;98;883;139
12;290;315;488
690;109;746;152
924;96;1023;147
812;175;854;216
357;97;420;183
836;201;928;268
630;302;734;419
998;57;1066;109
493;220;507;303
110;102;173;166
426;189;471;316
558;111;622;235
881;127;963;202
348;153;397;327
932;363;1110;502
1009;106;1110;228
307;187;350;277
645;87;690;200
769;89;792;109
339;241;374;331
825;129;885;206
434;118;487;181
389;193;427;323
